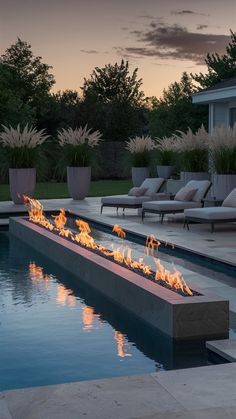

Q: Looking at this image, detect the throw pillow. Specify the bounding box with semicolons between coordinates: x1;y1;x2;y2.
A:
128;187;148;197
174;187;198;202
222;188;236;207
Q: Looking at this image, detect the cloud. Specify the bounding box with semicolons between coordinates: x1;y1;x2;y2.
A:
120;24;230;64
172;9;196;15
80;49;99;54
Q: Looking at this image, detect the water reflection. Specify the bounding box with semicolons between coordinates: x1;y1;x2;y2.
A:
56;284;76;307
114;331;132;358
7;234;209;372
27;262;132;359
28;262;51;290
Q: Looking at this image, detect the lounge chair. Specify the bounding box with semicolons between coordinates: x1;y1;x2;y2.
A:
101;178;165;214
184;188;236;233
142;180;211;223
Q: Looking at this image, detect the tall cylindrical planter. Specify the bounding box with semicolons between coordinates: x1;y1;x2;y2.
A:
132;167;149;187
211;174;236;200
180;171;210;185
9;168;36;204
156;165;174;179
67;166;91;200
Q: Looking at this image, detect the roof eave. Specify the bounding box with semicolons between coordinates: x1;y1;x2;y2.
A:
192;86;236;104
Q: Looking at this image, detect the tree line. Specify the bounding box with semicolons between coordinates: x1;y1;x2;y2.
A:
0;32;236;179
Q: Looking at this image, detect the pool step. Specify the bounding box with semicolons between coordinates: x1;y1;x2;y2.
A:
206;339;236;363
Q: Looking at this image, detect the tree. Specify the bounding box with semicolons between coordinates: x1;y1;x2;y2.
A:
0;63;35;126
81;60;147;140
149;72;208;138
0;38;55;128
82;59;145;106
1;38;55;99
193;30;236;88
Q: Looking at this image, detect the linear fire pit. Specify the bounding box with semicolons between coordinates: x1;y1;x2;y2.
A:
9;217;229;340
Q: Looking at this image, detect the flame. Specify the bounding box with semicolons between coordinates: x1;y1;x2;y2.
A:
24;197;193;296
113;224;126;239
52;209;67;229
75;219;91;233
145;235;161;256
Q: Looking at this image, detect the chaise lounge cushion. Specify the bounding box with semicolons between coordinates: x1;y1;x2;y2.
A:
174;186;198;202
101;178;165;206
140;178;165;196
222;188;236;207
101;194;152;206
184;207;236;220
142;200;200;212
185;180;211;202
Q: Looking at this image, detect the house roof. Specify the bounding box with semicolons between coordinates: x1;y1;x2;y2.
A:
200;75;236;92
192;74;236;104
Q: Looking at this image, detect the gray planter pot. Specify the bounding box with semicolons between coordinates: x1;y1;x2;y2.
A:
156;165;174;179
9;168;36;204
131;167;149;187
211;174;236;200
180;171;210;184
67;166;91;200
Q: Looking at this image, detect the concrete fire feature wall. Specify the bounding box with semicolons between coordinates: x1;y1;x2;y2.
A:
9;217;229;341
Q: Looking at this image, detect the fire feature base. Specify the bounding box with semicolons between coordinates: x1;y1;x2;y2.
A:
9;217;229;341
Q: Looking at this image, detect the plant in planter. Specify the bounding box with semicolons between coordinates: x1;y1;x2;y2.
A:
0;124;49;204
210;123;236;199
173;125;209;184
155;136;176;179
125;135;156;186
57;125;102;200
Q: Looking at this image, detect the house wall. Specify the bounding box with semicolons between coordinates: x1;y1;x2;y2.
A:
207;101;236;134
213;102;229;129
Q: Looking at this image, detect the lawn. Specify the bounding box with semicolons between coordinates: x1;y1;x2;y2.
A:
0;179;133;201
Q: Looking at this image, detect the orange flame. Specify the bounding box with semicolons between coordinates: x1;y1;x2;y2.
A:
52;209;67;229
23;197;193;296
145;235;161;256
113;224;126;239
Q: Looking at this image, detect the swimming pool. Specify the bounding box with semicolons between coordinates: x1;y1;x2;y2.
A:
0;231;210;391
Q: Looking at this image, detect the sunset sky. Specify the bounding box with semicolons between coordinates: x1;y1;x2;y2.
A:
1;0;235;97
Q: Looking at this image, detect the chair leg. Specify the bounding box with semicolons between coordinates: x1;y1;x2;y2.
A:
101;205;103;214
142;210;145;222
116;207;118;215
160;213;164;224
123;208;125;216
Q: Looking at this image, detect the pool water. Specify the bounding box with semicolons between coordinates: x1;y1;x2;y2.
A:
0;231;209;391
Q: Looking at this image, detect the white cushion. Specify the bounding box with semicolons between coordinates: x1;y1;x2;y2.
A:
185;180;211;202
140;178;165;196
222;188;236;208
128;187;148;197
185;207;236;220
142;200;200;212
174;187;198;202
101;195;151;205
